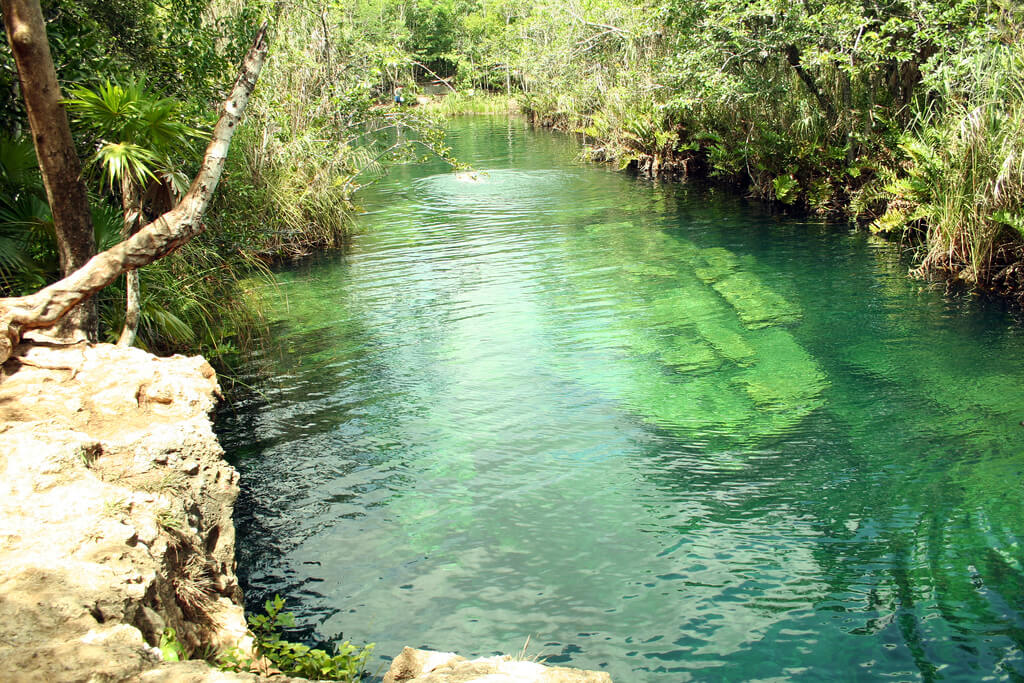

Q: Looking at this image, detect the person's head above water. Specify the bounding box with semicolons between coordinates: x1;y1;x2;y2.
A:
455;171;483;183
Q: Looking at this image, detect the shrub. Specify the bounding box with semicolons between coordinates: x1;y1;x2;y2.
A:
220;595;374;682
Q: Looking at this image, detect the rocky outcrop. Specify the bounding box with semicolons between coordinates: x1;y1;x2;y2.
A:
0;340;247;681
383;648;612;683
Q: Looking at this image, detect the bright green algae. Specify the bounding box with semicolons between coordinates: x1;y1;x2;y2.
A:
220;118;1024;681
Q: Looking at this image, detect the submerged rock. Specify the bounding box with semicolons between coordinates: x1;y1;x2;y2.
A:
383;647;612;682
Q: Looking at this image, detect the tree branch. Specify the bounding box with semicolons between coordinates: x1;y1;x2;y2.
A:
411;60;457;93
784;44;835;119
0;22;271;365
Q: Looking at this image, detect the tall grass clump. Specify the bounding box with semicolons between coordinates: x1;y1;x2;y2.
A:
423;90;517;116
100;242;271;363
874;39;1024;288
209;6;364;258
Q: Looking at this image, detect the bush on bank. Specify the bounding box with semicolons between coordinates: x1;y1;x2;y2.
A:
492;0;1024;296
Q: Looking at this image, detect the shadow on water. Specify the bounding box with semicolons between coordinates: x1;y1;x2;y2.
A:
217;117;1024;681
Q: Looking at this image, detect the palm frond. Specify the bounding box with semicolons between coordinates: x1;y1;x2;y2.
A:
92;141;160;189
91;202;124;251
65;80;144;139
0;137;42;193
135;95;205;150
142;301;198;343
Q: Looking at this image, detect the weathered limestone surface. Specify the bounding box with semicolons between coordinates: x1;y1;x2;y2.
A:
383;647;613;683
0;341;249;681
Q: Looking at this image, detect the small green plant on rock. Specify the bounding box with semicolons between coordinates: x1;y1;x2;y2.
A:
155;507;182;531
101;497;129;518
160;627;186;662
220;595;373;682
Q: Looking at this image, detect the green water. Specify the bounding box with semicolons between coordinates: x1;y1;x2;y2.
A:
218;118;1024;681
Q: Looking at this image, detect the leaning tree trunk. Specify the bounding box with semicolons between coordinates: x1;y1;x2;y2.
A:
0;22;270;365
784;44;836;121
117;176;142;347
1;0;97;340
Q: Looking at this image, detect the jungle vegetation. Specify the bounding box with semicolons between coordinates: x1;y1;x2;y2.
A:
0;0;452;366
439;0;1024;295
0;0;1021;367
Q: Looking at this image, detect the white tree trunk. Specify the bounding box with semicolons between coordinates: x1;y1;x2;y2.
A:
117;175;142;347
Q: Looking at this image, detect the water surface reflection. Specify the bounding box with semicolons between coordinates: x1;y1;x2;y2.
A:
219;117;1024;681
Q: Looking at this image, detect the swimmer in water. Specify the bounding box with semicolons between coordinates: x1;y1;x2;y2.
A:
455;170;483;182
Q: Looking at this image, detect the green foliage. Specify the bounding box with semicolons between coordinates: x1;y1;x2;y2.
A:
0;1;264;135
410;0;1024;290
421;90;516;115
65;80;203;191
0;137;50;291
221;595;374;682
0;138;127;297
870;40;1024;283
62;79;216;349
772;176;800;205
160;627;186;662
993;210;1024;239
210;0;461;260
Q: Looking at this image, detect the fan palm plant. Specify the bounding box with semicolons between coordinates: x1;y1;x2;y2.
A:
0;136;50;292
0;136;125;296
65;80;203;346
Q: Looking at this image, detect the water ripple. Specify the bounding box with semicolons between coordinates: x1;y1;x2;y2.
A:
219;118;1024;682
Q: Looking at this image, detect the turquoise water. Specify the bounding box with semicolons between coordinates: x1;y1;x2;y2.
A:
218;118;1024;681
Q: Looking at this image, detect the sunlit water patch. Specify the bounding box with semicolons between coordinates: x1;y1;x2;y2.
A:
219;118;1024;681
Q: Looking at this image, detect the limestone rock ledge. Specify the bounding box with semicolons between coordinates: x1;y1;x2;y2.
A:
0;341;250;682
383;648;612;683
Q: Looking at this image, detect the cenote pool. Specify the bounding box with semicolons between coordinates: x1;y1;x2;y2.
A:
217;117;1024;681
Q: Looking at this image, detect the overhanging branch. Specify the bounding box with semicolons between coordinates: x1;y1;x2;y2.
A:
784;44;835;120
0;22;271;365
